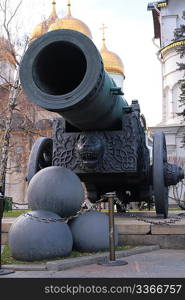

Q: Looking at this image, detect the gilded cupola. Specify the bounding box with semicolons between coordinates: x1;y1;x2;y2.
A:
30;1;58;42
48;0;92;39
100;24;124;76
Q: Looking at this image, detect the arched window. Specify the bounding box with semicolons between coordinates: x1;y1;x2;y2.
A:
172;83;181;114
164;86;170;120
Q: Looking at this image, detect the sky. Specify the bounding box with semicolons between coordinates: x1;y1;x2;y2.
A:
4;0;163;126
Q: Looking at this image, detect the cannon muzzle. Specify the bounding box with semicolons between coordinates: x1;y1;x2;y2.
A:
20;29;128;131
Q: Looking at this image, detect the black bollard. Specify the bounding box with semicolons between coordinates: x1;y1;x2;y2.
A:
0;192;14;276
107;192;116;261
98;192;128;266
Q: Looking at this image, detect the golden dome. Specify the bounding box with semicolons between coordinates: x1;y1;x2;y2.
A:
30;1;58;42
0;37;16;66
30;22;48;42
48;1;92;39
100;40;124;76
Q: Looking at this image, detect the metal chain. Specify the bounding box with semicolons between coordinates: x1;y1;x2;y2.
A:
22;195;114;224
169;196;185;210
22;203;98;223
23;212;67;223
95;195;185;226
114;196;127;211
15;194;185;226
112;194;185;226
21;195;109;223
124;212;185;226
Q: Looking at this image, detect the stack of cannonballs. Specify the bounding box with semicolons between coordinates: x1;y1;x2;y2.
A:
8;166;118;261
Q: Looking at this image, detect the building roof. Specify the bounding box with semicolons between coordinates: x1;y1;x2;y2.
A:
147;1;168;41
100;40;125;76
48;1;92;39
30;1;58;42
99;24;124;76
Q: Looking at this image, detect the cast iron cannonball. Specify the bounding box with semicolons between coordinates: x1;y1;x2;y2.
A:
8;210;73;261
27;166;84;217
69;210;118;252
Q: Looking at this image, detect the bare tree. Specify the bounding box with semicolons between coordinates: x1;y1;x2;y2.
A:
0;1;59;204
0;0;28;194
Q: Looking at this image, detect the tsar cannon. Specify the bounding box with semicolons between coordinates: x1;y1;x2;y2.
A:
20;29;184;218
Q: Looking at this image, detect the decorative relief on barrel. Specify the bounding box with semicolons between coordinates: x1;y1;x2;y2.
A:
52;117;138;173
76;134;105;170
131;113;150;177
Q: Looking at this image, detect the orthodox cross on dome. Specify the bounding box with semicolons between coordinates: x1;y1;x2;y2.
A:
67;0;72;16
100;23;108;43
48;0;57;20
51;1;57;15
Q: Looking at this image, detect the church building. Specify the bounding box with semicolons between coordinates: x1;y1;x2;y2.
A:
148;0;185;204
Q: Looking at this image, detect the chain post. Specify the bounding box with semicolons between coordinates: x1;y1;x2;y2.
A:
98;192;128;266
106;192;116;261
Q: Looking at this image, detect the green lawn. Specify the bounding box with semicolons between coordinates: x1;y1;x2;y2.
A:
3;210;30;218
2;245;135;265
3;207;181;219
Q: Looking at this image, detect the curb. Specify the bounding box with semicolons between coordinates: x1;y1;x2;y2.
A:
2;264;47;271
2;245;160;272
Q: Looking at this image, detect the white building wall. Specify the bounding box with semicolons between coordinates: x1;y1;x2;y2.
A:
160;0;185;48
109;73;124;90
149;0;185;206
162;50;184;124
160;0;185;125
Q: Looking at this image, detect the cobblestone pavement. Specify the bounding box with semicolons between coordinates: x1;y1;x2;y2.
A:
1;249;185;278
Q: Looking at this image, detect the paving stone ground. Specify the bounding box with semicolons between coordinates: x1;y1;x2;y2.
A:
1;249;185;278
2;212;185;278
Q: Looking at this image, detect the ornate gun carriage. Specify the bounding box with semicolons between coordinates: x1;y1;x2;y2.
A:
20;29;184;218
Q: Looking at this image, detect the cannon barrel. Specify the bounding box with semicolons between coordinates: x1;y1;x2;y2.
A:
20;29;128;131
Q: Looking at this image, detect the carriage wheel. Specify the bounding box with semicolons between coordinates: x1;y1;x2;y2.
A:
26;137;53;183
153;132;168;218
